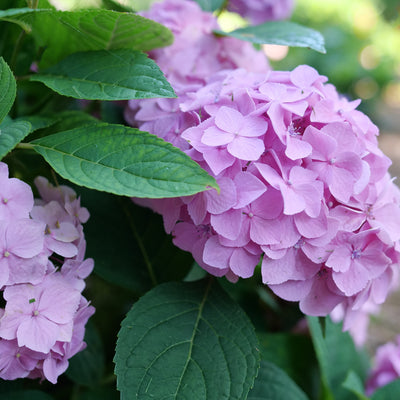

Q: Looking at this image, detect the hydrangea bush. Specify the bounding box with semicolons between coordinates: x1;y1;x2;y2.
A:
1;0;400;398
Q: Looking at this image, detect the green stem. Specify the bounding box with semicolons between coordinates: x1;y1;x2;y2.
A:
101;373;117;385
16;142;34;150
10;30;26;72
216;0;229;17
120;198;158;287
27;0;39;8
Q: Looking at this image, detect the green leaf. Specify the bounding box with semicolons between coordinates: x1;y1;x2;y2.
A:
193;0;225;12
66;321;105;387
0;8;36;32
0;117;32;159
101;0;133;12
80;191;192;293
31;123;218;197
75;386;120;400
372;379;400;399
257;333;319;397
215;21;326;53
0;9;173;68
0;57;16;123
114;279;260;400
247;360;310;400
4;391;54;400
342;371;370;400
307;316;369;400
16;115;56;132
31;49;175;100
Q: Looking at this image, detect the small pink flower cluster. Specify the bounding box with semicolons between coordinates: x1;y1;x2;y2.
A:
129;65;400;325
366;336;400;395
125;0;270;148
227;0;295;25
0;162;94;383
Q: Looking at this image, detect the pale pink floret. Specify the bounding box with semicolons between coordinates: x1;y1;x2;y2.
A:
0;339;44;380
366;336;400;395
0;274;81;353
0;163;34;220
31;201;80;258
0;219;47;286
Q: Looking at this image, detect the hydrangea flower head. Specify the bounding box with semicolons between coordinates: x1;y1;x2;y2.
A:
0;164;94;383
125;0;270;148
129;65;400;329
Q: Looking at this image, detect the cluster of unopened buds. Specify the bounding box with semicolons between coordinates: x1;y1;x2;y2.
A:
0;162;94;383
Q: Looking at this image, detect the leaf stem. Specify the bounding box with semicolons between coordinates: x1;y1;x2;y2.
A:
216;0;229;17
27;0;39;9
16;142;34;150
119;198;158;287
10;30;26;72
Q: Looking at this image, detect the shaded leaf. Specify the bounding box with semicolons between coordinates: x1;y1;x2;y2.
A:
31;123;218;197
31;49;175;100
372;379;400;400
0;9;173;68
258;332;319;397
0;8;35;32
114;279;260;400
4;391;54;400
0;57;16;123
342;371;370;400
0;117;32;159
66;321;106;387
215;21;326;53
193;0;225;12
307;316;369;400
81;191;192;292
247;360;309;400
16;115;55;132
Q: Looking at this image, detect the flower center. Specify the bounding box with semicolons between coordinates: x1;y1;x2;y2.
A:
3;251;10;258
294;239;304;249
351;249;362;260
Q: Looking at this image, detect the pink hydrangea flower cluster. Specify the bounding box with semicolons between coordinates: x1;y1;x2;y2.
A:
227;0;295;25
129;65;400;327
125;0;270;149
0;163;94;383
366;335;400;395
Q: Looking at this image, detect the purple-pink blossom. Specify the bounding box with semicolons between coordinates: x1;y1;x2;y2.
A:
0;164;94;383
366;336;400;395
124;0;270;143
227;0;295;25
128;64;400;330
